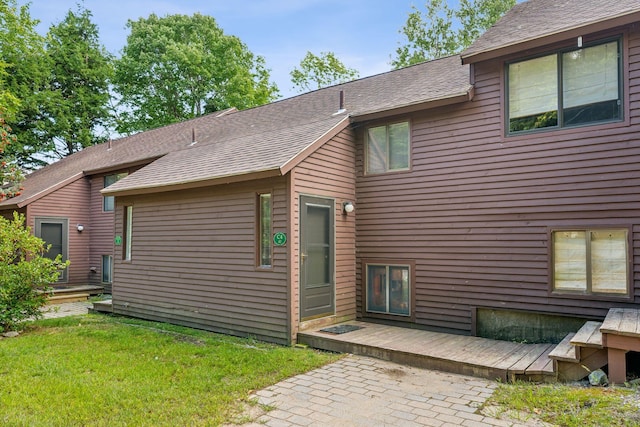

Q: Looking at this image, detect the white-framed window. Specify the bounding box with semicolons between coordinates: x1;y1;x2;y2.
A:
552;229;629;296
366;121;410;174
258;193;272;267
103;172;128;212
366;264;411;316
102;255;113;283
507;38;622;134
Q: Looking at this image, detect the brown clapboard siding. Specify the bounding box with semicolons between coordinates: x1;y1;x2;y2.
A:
355;24;640;335
27;177;91;285
291;127;357;337
89;167;145;292
89;174;115;289
112;178;290;344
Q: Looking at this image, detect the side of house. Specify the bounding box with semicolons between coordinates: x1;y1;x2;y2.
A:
109;124;357;345
291;126;357;338
354;10;640;342
111;177;291;343
25;176;92;285
89;167;143;292
0;170;136;289
0;121;194;290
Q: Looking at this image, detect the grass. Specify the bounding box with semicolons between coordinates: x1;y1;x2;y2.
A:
0;314;341;427
487;381;640;426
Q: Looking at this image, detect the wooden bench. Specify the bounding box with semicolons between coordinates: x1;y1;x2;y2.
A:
600;308;640;384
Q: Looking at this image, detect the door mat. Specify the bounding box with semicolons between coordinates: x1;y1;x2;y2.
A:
319;324;364;334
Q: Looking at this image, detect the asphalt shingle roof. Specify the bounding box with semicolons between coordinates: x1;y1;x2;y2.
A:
462;0;640;63
1;55;470;204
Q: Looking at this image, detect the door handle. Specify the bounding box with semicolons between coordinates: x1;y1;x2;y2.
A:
301;253;307;263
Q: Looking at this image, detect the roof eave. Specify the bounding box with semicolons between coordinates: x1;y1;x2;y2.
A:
0;172;85;209
279;115;351;175
83;156;163;176
461;11;640;65
102;168;283;197
350;88;474;122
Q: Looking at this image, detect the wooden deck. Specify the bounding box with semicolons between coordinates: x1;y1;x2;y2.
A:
601;308;640;384
298;321;555;382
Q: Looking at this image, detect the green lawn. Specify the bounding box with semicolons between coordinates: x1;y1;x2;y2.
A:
488;381;640;427
0;315;341;427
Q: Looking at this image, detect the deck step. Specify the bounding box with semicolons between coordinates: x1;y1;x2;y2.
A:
46;293;90;304
48;285;104;296
549;333;578;363
570;321;603;348
90;299;113;314
556;346;608;382
601;308;640;337
525;345;555;376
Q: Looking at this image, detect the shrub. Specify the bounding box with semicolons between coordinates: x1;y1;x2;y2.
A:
0;212;69;332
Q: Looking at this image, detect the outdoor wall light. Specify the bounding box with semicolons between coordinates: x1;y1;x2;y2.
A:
77;224;84;232
342;201;355;214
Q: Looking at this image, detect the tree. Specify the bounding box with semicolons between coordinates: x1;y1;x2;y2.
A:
290;51;360;93
0;212;69;332
392;0;515;68
0;111;23;201
38;6;114;161
0;61;19;120
0;0;49;169
113;13;278;135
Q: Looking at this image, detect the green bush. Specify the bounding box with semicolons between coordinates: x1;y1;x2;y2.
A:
0;212;69;332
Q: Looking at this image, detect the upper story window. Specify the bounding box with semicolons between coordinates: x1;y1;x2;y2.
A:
507;39;622;134
366;121;410;174
103;172;128;212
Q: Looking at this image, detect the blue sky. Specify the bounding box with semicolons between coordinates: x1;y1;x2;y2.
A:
19;0;422;99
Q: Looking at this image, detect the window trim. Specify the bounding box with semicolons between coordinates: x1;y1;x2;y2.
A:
506;36;623;136
123;205;133;261
103;172;128;212
364;120;411;175
362;259;416;321
102;255;113;284
256;192;273;269
548;226;632;300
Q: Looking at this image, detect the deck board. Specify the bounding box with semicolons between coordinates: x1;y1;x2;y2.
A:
501;343;552;374
525;345;555;375
601;308;623;333
570;321;603;348
601;308;640;338
548;333;578;362
298;321;557;382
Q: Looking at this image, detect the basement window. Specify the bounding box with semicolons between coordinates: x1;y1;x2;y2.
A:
552;229;629;296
